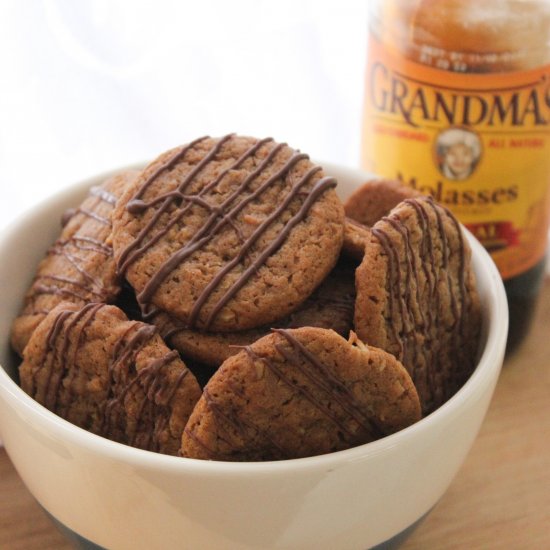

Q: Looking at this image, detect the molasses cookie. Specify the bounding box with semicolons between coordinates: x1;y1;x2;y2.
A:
354;196;481;415
345;178;421;227
111;135;345;332
20;302;201;455
10;170;139;356
151;258;356;368
182;327;421;461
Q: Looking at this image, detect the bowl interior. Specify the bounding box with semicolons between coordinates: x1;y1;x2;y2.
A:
0;162;508;469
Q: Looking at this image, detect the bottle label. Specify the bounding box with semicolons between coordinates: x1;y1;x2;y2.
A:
362;34;550;279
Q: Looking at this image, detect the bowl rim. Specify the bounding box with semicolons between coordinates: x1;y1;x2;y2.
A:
0;162;508;475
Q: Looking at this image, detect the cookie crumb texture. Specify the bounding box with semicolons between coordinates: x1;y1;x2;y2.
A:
182;327;421;461
355;196;482;415
112;135;344;331
19;303;201;455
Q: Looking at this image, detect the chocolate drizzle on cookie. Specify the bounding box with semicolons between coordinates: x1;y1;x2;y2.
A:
371;227;407;359
116;135;338;329
11;179;124;357
61;186;117;228
368;196;473;413
22;302;199;455
271;328;383;439
46;186;118;300
27;303;104;411
238;329;386;448
124;138;285;280
62;236;113;256
102;318;196;453
191;174;337;329
181;327;421;461
244;344;363;443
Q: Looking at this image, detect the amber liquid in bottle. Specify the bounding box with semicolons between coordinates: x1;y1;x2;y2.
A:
504;258;546;353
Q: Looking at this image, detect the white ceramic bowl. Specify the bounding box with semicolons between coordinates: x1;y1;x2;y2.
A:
0;163;507;550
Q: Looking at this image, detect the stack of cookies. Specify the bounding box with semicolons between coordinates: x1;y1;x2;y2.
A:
11;134;482;461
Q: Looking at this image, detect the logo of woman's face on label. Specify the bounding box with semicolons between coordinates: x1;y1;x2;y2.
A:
435;128;482;181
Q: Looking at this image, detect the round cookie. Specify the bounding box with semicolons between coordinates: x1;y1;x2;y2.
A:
10;170;139;356
344;177;421;227
19;302;202;455
111;135;345;332
151;258;356;368
181;327;421;461
354;196;482;415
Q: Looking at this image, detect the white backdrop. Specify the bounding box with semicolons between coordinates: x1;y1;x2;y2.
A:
0;0;369;229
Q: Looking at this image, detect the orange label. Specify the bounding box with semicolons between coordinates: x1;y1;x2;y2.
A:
361;34;550;279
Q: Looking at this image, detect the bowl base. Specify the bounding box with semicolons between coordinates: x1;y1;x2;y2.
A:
43;505;432;550
43;508;105;550
372;508;432;549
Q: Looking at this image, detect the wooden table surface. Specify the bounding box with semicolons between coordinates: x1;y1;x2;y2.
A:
1;280;549;550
